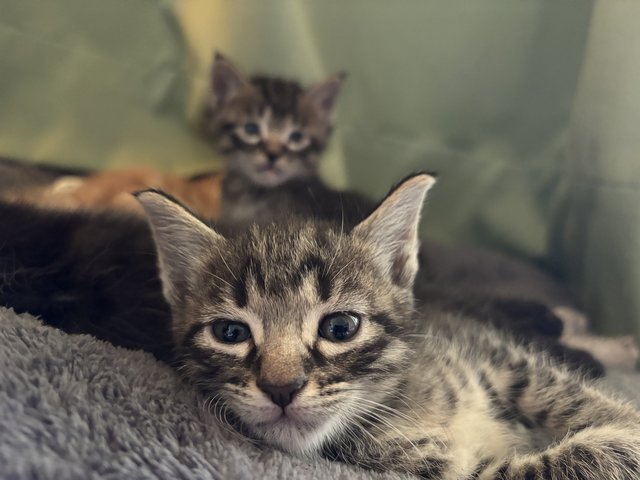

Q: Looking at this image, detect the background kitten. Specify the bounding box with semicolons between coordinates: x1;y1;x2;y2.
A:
203;52;344;189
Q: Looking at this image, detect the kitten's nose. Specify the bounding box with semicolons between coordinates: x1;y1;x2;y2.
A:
257;378;307;408
266;151;279;164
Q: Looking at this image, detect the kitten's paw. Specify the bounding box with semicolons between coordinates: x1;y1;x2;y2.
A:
483;429;640;480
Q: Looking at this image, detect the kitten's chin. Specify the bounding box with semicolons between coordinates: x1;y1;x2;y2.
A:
254;415;340;456
251;167;289;188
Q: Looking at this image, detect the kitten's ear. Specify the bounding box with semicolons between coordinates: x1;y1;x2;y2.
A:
135;190;224;306
304;72;346;122
352;174;436;289
211;52;249;106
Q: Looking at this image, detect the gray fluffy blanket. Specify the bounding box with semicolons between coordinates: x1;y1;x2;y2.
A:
1;307;638;479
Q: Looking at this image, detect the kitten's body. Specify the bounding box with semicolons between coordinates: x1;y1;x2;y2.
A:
1;176;640;478
221;168;372;231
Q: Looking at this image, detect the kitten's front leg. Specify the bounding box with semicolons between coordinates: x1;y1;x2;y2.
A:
325;425;456;479
478;352;640;479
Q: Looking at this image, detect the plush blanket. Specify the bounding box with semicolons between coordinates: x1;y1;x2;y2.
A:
1;307;638;480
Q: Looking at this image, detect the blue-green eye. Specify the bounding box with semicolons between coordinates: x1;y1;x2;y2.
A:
212;321;251;343
319;312;360;342
244;122;260;136
288;130;304;143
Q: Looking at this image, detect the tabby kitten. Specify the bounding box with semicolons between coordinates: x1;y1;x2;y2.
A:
134;174;640;478
202;53;367;227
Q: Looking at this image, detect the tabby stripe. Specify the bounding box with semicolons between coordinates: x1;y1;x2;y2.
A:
417;456;447;479
506;359;530;403
370;313;407;337
492;461;509;480
468;459;492;479
541;454;552;478
523;466;537;480
298;254;332;301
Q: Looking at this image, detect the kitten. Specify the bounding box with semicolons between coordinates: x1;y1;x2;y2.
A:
1;175;639;477
132;174;639;478
203;54;638;372
202;53;361;227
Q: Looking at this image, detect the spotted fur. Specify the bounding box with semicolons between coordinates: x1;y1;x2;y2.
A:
135;174;640;479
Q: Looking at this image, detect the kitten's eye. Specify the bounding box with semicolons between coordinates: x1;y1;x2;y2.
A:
212;321;251;343
318;312;360;342
244;122;260;136
288;130;304;143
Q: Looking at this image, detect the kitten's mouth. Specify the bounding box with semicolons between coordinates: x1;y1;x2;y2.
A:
252;163;288;187
257;164;281;174
257;405;318;429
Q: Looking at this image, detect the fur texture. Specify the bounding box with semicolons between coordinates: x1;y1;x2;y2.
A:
132;175;640;478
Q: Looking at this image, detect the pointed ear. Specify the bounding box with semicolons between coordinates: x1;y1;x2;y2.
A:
134;190;224;307
352;174;436;289
210;52;249;106
303;72;346;122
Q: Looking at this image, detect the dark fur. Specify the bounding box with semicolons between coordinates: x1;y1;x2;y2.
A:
0;201;173;363
0;156;90;192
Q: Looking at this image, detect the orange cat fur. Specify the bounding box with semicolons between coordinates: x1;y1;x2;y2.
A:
4;167;223;219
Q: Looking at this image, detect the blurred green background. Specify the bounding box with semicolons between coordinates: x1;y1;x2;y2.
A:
1;0;640;342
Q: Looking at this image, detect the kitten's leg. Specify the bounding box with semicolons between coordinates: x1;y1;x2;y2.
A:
478;348;640;479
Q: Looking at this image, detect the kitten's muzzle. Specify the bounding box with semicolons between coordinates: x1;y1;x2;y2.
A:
257;377;307;408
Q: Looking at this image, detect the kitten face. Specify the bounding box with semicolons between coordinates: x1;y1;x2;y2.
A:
135;174;435;454
204;53;345;188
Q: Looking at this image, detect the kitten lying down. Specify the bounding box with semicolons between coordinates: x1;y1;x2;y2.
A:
0;173;638;477
132;174;640;479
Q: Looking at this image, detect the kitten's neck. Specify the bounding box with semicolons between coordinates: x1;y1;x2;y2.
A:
222;167;320;196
